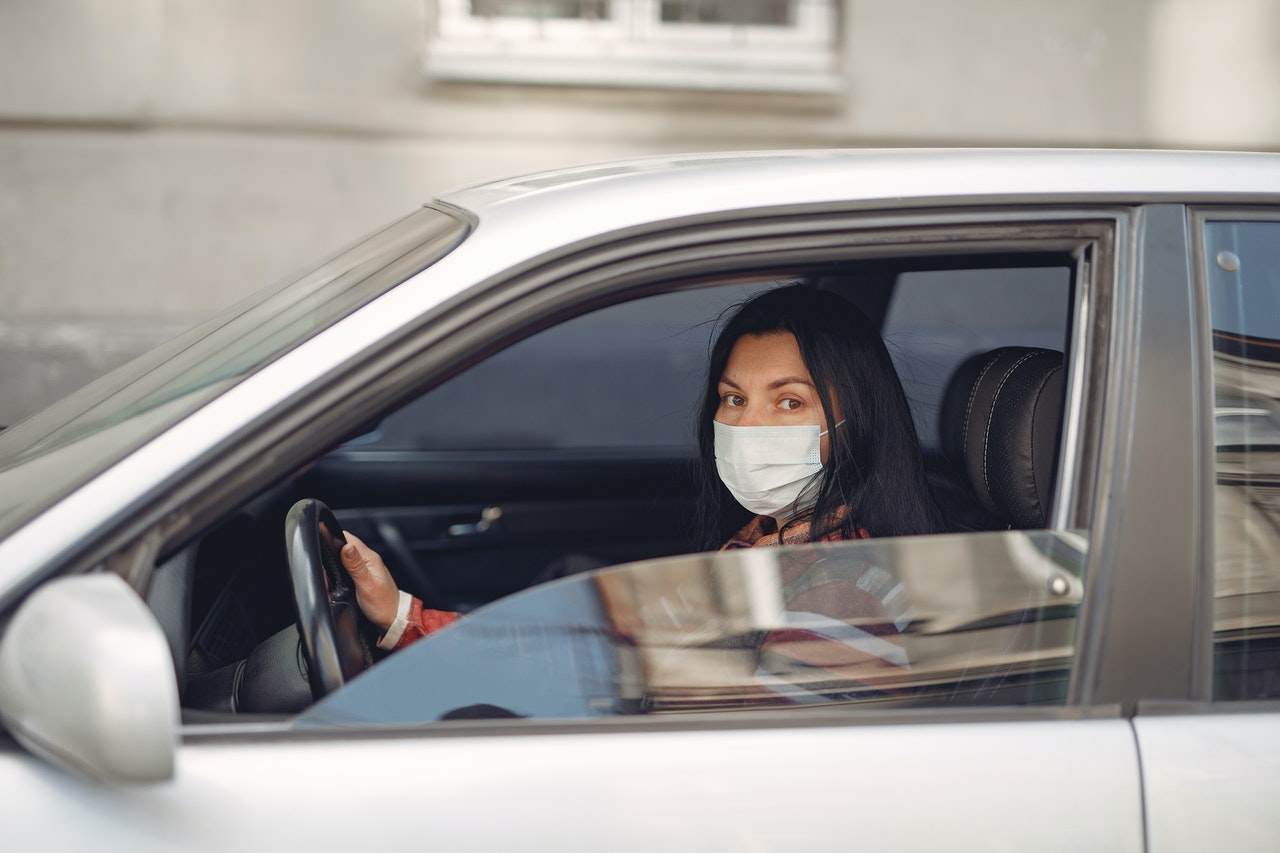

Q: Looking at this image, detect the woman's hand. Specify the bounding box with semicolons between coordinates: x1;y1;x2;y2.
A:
339;532;401;633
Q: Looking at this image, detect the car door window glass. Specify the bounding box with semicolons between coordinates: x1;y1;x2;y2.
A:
296;531;1087;726
1204;219;1280;700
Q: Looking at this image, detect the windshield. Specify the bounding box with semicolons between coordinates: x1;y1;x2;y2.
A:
0;207;468;534
297;530;1086;727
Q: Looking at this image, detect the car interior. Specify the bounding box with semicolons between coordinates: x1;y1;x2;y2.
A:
156;250;1077;721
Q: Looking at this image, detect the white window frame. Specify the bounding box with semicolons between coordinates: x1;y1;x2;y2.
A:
425;0;842;94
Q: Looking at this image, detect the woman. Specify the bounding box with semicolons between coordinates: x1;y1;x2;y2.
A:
697;284;942;701
339;283;943;651
697;283;944;550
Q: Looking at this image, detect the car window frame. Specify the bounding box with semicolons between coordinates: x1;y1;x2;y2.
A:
111;205;1124;736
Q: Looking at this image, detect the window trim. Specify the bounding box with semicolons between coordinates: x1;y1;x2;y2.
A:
185;700;1126;740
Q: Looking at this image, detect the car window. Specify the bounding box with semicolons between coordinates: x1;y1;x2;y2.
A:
192;242;1088;726
363;265;1072;454
296;530;1087;726
1203;218;1280;700
365;283;774;452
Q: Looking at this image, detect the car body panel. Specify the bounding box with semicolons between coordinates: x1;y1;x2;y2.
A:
0;717;1143;852
1136;710;1280;852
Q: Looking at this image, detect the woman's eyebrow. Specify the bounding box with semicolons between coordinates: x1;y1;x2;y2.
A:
718;375;814;390
768;376;814;390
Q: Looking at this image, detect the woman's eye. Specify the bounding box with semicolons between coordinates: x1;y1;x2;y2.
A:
780;398;802;411
723;394;745;408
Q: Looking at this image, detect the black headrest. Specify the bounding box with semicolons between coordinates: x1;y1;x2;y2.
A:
939;347;1065;529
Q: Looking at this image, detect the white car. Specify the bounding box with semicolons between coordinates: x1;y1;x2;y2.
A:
1;149;1279;851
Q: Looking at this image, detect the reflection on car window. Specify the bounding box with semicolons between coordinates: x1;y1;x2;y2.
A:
296;531;1085;726
1;208;467;467
0;208;468;536
1205;219;1280;701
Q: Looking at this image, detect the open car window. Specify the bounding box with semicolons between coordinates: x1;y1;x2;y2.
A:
352;263;1073;456
296;530;1086;727
179;222;1094;725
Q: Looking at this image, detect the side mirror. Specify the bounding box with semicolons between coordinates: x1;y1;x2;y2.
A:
0;573;178;784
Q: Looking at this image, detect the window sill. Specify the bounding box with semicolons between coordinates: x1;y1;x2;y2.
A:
423;51;843;95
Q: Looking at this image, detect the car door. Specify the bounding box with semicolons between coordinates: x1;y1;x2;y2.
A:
2;534;1147;852
175;206;1143;849
1;200;1150;851
1134;210;1280;851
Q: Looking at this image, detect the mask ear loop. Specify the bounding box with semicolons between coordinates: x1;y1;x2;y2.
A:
791;419;848;530
818;419;847;438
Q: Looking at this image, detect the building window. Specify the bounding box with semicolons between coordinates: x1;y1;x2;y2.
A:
470;1;610;18
425;0;841;94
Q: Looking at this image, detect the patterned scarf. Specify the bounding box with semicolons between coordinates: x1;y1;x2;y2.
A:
720;513;868;550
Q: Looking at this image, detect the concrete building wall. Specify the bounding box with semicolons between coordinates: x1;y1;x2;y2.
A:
845;0;1152;144
1;0;1277;424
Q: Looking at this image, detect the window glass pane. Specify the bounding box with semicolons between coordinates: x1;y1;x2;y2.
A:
1205;219;1280;700
660;0;793;26
0;207;468;535
297;531;1085;726
471;0;611;18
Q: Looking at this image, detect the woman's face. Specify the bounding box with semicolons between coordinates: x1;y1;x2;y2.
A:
715;332;831;463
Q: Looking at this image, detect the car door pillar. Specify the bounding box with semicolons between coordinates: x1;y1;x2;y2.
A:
1072;203;1199;712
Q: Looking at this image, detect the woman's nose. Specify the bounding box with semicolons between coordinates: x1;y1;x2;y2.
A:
736;405;766;427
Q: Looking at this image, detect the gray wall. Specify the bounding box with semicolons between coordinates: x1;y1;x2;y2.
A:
1;0;1277;424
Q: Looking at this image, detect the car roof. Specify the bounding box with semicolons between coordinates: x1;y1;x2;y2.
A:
437;148;1280;232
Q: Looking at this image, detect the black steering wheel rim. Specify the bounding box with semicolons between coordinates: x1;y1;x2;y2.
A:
284;499;371;698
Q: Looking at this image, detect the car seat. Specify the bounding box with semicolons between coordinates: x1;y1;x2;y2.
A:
938;347;1066;530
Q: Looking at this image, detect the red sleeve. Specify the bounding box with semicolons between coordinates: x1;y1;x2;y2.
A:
390;596;460;651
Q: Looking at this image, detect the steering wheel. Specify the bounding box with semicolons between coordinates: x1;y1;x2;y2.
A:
284;499;374;699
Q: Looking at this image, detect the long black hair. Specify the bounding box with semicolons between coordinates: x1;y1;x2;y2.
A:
694;283;945;549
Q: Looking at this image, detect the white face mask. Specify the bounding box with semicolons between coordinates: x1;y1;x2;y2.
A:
713;420;830;519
